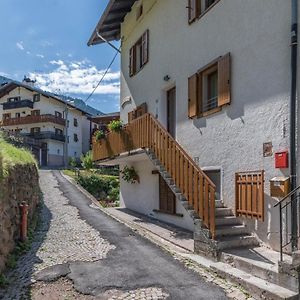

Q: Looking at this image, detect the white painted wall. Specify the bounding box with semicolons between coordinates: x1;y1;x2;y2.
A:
120;154;195;231
0;86;91;163
117;0;299;249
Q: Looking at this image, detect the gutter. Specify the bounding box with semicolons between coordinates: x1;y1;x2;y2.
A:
290;0;298;251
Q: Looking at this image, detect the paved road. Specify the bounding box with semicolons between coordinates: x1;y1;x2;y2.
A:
1;170;228;299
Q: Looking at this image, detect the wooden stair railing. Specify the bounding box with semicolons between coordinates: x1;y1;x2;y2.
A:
93;113;216;238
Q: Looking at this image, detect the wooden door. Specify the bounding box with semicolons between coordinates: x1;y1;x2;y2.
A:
159;175;176;214
167;87;176;138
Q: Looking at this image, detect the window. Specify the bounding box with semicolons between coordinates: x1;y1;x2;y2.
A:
74;133;78;142
30;127;40;134
55;128;63;136
55;111;62;118
67;120;70;127
188;0;220;23
67;136;70;143
188;53;231;118
129;30;149;76
74;118;78;127
31;110;40;116
15;112;21;118
7;96;20;103
33;94;40;102
205;0;217;10
57;149;60;155
3;113;11;120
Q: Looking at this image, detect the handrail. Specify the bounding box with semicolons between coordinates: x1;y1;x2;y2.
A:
274;184;300;207
93;113;216;238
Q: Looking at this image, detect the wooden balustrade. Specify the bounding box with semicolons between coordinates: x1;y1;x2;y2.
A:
93;113;216;238
0;114;66;126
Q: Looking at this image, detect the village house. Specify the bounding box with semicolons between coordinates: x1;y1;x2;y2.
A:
0;76;102;167
89;1;300;298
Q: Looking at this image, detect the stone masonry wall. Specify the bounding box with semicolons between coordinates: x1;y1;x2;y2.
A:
0;162;39;272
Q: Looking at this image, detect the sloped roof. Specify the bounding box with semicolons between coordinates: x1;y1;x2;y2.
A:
88;0;137;46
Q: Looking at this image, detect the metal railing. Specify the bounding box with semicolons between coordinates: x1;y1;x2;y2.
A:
274;184;300;261
93;113;217;238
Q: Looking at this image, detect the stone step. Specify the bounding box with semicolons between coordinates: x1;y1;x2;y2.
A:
221;248;299;293
210;262;298;300
215;224;248;237
215;200;225;208
215;216;241;226
217;234;259;250
215;207;234;217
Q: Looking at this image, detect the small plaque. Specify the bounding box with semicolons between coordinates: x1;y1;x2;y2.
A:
263;142;273;157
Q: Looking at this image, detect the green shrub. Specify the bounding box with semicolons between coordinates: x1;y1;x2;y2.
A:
69;157;78;168
121;165;139;184
77;174;119;201
80;151;94;170
95;130;105;141
108;120;123;132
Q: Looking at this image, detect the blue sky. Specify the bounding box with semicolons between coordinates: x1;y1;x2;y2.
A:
0;0;120;113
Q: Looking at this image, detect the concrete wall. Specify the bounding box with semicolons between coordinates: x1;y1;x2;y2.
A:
118;0;299;250
119;154;195;231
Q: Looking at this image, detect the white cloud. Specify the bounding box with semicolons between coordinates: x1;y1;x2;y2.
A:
29;60;120;95
36;54;44;58
16;41;24;51
26;51;31;55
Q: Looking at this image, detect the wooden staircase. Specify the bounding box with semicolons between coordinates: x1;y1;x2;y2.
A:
93;113;258;255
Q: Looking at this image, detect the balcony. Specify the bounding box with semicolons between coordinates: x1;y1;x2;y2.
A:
2;99;34;110
22;131;65;142
1;114;66;126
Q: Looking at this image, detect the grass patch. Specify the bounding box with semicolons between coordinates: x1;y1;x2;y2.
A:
0;133;37;177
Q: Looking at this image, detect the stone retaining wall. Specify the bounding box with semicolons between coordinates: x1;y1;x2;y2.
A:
0;162;40;272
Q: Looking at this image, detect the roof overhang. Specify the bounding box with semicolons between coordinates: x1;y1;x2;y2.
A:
88;0;137;46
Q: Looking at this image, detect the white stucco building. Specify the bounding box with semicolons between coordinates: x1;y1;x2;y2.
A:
0;77;99;167
89;0;300;269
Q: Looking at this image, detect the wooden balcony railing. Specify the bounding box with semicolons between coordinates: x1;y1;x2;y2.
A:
93;113;216;238
0;114;66;126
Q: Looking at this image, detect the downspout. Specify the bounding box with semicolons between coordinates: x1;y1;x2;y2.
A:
290;0;298;251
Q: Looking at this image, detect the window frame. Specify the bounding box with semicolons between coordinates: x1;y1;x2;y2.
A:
129;30;149;77
74;118;78;127
188;0;221;24
188;53;231;119
33;94;40;102
74;133;78;142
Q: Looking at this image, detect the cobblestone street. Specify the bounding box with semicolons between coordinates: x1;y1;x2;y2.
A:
0;170;228;300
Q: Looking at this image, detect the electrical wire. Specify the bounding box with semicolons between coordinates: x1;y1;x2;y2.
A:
84;46;121;103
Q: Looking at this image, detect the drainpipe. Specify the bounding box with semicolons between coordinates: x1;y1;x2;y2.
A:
290;0;298;251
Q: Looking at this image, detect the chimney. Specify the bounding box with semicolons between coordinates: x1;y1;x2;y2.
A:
22;76;36;87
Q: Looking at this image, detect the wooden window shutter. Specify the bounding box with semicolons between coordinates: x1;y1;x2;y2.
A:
188;74;198;118
218;53;231;107
129;46;136;76
142;30;149;65
128;111;134;123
